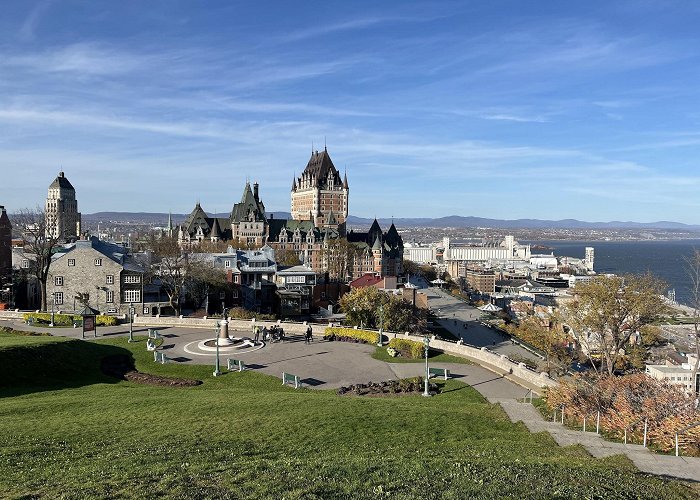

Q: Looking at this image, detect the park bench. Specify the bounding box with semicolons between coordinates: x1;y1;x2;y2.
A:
153;351;169;364
148;329;161;339
428;367;450;381
146;339;157;351
282;372;300;389
227;358;245;372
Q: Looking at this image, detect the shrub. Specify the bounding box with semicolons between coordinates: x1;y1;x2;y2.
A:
324;327;379;344
23;312;118;327
226;307;276;321
387;338;424;359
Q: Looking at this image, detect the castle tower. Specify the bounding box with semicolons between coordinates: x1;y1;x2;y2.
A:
372;234;383;274
291;147;348;236
46;171;81;241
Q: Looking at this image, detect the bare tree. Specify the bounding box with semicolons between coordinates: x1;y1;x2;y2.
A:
320;237;359;281
563;273;668;376
12;207;62;311
684;249;700;392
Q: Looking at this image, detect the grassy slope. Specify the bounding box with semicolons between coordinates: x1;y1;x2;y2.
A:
0;335;694;499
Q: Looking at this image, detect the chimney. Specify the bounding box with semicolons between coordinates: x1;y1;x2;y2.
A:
253;182;259;201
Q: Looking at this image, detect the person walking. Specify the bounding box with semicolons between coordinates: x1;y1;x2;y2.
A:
305;325;312;344
254;326;260;344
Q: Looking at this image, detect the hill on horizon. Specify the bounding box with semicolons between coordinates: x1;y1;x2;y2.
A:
79;211;700;231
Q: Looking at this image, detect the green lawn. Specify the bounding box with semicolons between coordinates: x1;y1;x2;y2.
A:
372;346;473;364
0;334;695;499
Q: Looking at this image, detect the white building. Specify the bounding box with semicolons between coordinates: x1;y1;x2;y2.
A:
645;356;699;393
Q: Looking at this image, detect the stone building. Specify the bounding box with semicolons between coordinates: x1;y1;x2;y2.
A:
45;172;81;241
47;236;145;314
291;147;348;235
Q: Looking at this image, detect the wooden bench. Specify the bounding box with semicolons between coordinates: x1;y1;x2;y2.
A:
148;329;161;339
227;358;245;372
146;339;157;351
282;372;300;389
428;367;449;380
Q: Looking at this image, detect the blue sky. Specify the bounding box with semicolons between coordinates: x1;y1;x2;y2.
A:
2;1;700;223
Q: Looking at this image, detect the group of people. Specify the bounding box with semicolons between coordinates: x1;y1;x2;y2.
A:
253;324;286;343
250;324;313;344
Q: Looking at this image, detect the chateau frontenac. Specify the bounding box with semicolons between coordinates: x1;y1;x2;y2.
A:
177;148;403;279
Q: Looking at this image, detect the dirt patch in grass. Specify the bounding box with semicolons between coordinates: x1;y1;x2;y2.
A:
101;354;202;387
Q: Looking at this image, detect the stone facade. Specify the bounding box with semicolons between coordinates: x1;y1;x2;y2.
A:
47;237;144;314
45;172;81;241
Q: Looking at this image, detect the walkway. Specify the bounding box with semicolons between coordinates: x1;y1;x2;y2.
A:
494;398;700;482
426;287;538;360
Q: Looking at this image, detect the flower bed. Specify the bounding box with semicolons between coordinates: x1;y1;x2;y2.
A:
336;377;438;396
324;327;379;344
387;338;424;359
23;312;118;327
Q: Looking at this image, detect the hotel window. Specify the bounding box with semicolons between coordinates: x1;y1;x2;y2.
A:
124;290;140;303
106;290;114;303
143;306;150;315
68;259;75;266
54;292;63;305
94;258;102;266
106;275;114;285
224;260;231;268
21;259;29;269
124;275;141;284
54;276;63;286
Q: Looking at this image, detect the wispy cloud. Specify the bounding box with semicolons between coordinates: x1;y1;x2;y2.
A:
18;0;53;41
480;113;548;123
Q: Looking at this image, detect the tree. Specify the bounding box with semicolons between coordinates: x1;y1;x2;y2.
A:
684;249;700;392
320;237;358;280
504;314;574;376
339;286;426;333
277;248;302;267
12;207;62;311
562;273;668;376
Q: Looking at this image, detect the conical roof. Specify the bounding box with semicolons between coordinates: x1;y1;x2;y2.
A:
211;217;222;238
372;234;382;251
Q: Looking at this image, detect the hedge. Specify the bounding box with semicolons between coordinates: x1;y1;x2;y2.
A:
23;312;118;327
324;327;380;344
387;338;424;359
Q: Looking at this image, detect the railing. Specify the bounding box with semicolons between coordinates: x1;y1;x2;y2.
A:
552;404;565;424
624;417;648;447
520;388;534;404
675;421;700;457
583;410;600;434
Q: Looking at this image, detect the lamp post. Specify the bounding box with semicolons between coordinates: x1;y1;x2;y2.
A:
423;335;431;397
128;302;134;343
213;322;221;377
50;292;55;327
377;303;384;346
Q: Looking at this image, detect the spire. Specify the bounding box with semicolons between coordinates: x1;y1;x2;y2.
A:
211;217;222;239
343;169;349;189
372;234;382;251
292;175;297;191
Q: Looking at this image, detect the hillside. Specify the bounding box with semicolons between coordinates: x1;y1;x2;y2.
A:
0;334;693;498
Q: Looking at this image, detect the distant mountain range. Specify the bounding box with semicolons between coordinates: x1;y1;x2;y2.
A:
80;212;700;231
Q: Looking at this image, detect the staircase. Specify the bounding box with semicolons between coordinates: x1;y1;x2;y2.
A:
491;398;700;482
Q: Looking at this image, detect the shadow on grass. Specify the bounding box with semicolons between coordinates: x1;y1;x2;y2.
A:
0;338;134;398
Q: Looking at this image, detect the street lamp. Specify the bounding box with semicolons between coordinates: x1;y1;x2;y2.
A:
50;292;55;327
422;335;431;397
377;303;384;346
213;322;221;377
128;302;134;343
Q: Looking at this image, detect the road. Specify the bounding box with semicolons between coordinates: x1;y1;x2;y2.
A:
425;287;540;361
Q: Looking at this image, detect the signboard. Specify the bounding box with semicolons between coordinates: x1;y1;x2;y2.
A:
83;316;95;332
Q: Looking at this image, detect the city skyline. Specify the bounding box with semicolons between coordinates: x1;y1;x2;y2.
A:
3;2;700;223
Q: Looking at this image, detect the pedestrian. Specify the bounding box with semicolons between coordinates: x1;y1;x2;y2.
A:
305;325;312;344
254;326;260;343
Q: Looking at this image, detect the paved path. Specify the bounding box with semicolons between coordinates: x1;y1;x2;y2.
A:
425;287;539;360
495;398;700;482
